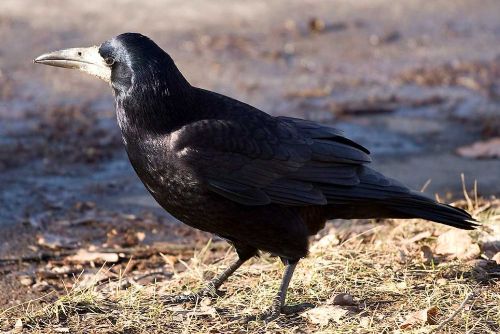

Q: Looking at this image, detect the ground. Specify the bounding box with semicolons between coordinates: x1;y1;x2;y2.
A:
1;198;499;333
0;0;499;333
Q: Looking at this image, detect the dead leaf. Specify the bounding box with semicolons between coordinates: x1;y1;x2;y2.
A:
301;305;348;326
435;230;480;260
457;138;500;159
37;233;79;250
492;252;500;264
67;249;119;263
401;306;438;329
310;234;340;253
420;245;434;263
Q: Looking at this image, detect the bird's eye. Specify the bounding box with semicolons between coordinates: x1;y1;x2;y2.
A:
104;57;115;66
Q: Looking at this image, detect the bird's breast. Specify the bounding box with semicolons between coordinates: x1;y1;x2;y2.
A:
124;137;211;224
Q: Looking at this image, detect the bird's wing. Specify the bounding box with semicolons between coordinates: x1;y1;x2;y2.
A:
171;114;371;206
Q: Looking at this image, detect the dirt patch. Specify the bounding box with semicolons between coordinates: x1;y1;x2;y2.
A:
0;203;213;313
398;57;500;98
33;104;121;165
0;103;121;171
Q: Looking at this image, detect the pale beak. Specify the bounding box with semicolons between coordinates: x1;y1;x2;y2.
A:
34;46;111;82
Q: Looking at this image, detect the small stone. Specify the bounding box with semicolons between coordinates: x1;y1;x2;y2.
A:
436;278;448;286
200;297;212;306
331;293;355;306
13;319;23;333
32;281;50;292
18;275;34;286
396;281;407;290
360;316;371;328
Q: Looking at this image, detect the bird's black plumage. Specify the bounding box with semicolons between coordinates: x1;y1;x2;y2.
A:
36;32;478;321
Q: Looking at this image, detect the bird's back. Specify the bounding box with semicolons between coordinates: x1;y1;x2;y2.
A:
120;83;476;261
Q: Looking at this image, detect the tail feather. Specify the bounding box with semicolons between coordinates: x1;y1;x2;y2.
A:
388;193;479;230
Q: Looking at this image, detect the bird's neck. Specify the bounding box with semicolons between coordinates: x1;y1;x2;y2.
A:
115;70;194;138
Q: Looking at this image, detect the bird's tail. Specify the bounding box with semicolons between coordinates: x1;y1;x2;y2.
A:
387;193;479;230
322;167;479;229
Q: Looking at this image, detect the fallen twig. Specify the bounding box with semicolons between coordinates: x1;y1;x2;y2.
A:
133;268;169;282
99;241;228;259
0;241;228;264
0;251;73;264
432;292;475;332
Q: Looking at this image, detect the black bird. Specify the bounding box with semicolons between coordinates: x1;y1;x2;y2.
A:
35;33;478;321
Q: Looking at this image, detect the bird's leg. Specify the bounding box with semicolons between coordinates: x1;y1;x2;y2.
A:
163;245;256;305
163;257;247;304
247;259;314;322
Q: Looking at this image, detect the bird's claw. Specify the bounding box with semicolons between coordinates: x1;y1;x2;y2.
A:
244;302;315;323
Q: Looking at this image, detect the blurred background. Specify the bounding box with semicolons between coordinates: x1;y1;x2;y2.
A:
1;0;499;252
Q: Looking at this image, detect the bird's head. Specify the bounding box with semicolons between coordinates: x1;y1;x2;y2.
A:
35;33;192;133
34;33;189;96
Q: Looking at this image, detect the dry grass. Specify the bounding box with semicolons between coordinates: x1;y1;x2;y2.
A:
2;199;499;334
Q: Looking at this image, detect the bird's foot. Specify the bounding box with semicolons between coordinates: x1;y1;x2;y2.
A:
162;283;222;305
245;302;315;323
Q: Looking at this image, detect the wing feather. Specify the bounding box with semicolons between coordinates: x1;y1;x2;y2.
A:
174;110;371;206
